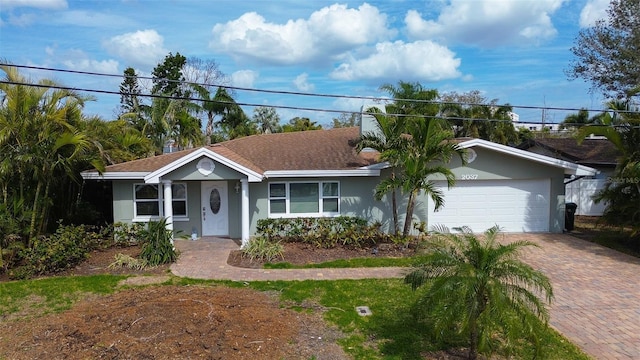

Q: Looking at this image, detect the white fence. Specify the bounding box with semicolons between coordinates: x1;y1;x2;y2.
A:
565;178;608;216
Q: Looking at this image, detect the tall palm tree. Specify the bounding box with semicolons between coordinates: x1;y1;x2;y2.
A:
405;226;554;359
399;117;466;236
191;85;236;140
356;107;409;235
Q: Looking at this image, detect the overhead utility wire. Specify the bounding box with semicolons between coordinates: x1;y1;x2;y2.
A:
3;62;635;115
3;79;638;129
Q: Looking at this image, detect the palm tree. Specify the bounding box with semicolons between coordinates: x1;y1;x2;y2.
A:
398;117;466;236
253;106;281;134
0;64;94;238
356;107;409;235
191;85;236;140
405;226;554;359
441;101;517;144
363;81;464;237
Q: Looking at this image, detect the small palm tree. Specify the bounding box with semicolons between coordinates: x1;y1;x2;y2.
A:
405;226;553;359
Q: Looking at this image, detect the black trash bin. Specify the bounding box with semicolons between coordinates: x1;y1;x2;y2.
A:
565;202;577;232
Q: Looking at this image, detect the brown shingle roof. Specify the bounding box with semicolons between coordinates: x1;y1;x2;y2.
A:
100;127;378;174
521;138;620;166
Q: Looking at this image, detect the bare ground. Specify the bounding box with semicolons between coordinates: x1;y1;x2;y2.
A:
0;244;353;360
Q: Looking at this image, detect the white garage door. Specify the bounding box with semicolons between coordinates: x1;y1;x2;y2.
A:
427;179;550;233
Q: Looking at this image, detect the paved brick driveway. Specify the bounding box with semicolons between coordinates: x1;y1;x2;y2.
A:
171;234;640;359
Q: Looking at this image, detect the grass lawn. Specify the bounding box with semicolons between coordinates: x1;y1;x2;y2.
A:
2;275;592;360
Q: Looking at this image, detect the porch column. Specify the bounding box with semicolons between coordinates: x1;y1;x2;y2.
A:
241;178;250;247
162;180;174;244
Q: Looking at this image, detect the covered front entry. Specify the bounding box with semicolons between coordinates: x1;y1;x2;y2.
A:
427;179;551;232
201;181;229;236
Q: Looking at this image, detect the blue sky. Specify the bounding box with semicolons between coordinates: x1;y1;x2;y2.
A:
0;0;612;126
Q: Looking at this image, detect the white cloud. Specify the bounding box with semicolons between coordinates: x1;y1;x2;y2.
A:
210;3;394;65
0;0;67;10
231;70;258;88
103;29;168;68
405;0;565;47
330;40;462;82
60;49;119;74
293;73;314;92
579;0;610;28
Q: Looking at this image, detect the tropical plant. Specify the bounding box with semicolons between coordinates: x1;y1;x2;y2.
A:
282;117;322;132
108;253;148;270
252;106;282;134
576;98;640;237
241;236;284;262
0;63;99;239
139;218;178;266
357;107;408;235
405;225;554;359
440;91;517;144
359;81;465;237
398;117;466;236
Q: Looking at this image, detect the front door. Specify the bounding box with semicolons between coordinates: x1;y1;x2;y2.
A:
201;181;229;236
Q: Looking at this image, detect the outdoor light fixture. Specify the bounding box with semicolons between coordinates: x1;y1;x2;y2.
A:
235;181;241;194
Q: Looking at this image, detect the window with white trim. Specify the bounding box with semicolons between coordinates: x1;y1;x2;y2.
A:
268;181;340;216
134;183;188;219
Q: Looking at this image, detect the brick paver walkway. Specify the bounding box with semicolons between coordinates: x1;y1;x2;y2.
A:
170;234;640;359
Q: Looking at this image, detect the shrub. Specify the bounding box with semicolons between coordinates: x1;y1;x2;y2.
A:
256;216;391;248
139;218;178;266
242;237;284;262
108;253;148;270
1;234;24;273
12;224;103;279
113;222;146;246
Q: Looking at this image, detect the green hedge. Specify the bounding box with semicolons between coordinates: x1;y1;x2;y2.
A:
256;216;390;248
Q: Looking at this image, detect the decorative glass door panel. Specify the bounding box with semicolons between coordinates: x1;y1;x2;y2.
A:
201;182;228;236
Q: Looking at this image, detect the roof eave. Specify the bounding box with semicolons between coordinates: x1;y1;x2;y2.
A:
81;171;149;180
264;169;381;178
459;138;599;177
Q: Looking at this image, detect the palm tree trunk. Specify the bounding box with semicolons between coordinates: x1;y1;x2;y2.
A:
468;319;479;360
28;181;42;244
205;111;214;141
389;172;399;236
402;190;417;237
39;179;52;234
391;189;399;236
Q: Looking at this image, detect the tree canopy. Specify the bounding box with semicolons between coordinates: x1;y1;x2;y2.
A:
567;0;640;99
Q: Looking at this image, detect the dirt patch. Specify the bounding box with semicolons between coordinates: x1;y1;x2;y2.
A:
0;285;347;360
0;244;358;359
227;241;419;268
61;245;172;277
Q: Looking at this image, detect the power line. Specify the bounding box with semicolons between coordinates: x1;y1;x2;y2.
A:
3;62;637;115
4;79;639;128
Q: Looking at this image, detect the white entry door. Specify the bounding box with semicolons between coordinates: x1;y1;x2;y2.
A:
201;181;229;236
427;179;551;233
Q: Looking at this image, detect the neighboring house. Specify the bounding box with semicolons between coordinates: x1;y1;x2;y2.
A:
82;125;597;245
518;138;619;216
